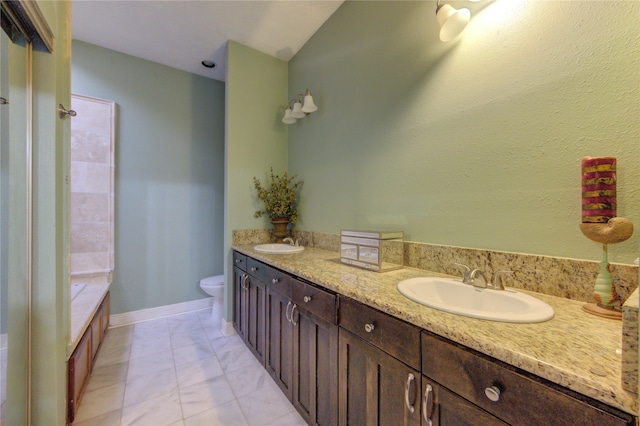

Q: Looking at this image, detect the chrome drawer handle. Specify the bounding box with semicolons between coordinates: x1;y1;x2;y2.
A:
303;296;312;303
241;273;249;290
423;384;434;425
286;301;292;323
364;323;375;333
404;373;416;413
272;278;279;284
250;266;257;272
235;259;241;263
291;304;298;326
485;385;501;402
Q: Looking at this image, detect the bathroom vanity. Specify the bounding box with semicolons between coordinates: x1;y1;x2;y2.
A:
67;291;110;423
232;245;637;426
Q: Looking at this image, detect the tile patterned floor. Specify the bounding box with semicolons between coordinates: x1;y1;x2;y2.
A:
73;310;307;426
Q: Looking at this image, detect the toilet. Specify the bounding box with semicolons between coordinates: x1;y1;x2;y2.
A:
199;275;225;325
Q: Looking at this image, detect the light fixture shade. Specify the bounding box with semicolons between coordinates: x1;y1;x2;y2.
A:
282;107;296;124
301;90;318;113
437;4;471;42
291;100;305;118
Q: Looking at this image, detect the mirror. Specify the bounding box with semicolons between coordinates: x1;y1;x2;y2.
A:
0;1;52;424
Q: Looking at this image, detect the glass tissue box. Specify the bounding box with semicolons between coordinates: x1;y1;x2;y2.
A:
340;230;404;272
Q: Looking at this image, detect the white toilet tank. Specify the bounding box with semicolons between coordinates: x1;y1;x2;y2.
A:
200;275;224;325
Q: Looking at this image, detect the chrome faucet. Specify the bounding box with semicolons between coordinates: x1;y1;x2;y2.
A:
489;271;513;290
453;263;472;284
469;269;489;289
282;237;300;246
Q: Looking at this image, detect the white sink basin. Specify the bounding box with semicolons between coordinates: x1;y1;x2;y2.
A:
397;277;554;323
254;243;305;254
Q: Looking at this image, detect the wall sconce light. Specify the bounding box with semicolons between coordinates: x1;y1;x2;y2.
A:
436;0;476;42
282;89;318;125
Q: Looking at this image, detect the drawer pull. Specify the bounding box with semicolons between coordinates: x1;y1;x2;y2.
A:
250;266;257;272
291;304;298;326
364;323;375;333
405;373;416;413
272;278;279;284
286;301;293;323
235;258;241;263
303;295;312;303
485;385;501;402
423;384;434;426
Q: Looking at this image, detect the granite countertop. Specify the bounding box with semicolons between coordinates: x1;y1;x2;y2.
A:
233;244;638;416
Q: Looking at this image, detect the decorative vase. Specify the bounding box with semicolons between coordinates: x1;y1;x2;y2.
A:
271;218;290;239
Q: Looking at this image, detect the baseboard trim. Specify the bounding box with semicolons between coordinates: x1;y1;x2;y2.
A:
109;297;214;328
220;318;237;336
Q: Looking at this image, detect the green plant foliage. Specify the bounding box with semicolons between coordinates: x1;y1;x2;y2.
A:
253;168;303;224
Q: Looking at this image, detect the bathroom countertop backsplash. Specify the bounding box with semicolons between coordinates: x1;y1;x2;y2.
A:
232;230;638;415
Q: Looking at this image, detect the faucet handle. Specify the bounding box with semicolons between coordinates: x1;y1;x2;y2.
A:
453;263;472;284
490;271;513;290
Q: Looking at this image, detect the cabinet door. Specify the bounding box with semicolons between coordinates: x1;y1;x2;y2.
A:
292;306;338;426
233;267;247;339
246;274;267;365
421;377;507;426
266;287;294;400
338;328;420;426
68;329;92;423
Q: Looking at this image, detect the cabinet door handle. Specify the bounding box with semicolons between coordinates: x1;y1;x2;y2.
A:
303;295;312;303
241;273;249;290
364;323;375;333
286;301;293;323
405;373;416;413
291;304;298;326
272;278;279;284
423;383;434;426
485;385;501;402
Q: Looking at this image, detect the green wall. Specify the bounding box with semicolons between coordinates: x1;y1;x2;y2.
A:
288;0;640;265
225;41;288;321
72;41;226;314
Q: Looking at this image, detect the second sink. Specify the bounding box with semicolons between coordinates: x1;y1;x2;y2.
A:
397;277;554;323
254;243;304;254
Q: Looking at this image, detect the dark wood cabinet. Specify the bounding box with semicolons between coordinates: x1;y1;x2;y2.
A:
421;331;634;426
233;251;636;426
338;327;420;426
266;272;339;426
245;269;267;365
421;377;507;426
68;326;91;423
266;277;294;399
290;278;338;426
338;297;421;426
233;251;248;340
68;291;110;423
233;254;267;365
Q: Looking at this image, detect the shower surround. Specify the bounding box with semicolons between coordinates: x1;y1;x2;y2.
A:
70;94;115;286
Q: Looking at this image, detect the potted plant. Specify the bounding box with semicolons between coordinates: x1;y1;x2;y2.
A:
253;168;303;238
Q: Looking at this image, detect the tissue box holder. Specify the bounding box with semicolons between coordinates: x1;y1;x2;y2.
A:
340;230;404;272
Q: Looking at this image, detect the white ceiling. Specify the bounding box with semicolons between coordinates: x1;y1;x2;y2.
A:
72;0;344;81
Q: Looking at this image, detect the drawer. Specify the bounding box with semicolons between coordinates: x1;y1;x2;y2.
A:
291;278;337;324
246;257;269;281
339;296;420;370
268;272;291;297
421;331;634;426
233;251;247;271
